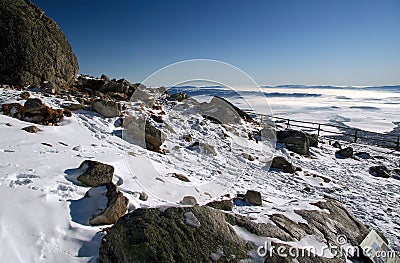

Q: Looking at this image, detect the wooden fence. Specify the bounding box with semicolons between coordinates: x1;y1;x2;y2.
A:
254;114;400;151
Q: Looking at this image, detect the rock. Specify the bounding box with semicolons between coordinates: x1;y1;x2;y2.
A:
0;0;78;87
26;105;64;125
100;81;128;94
277;130;310;156
150;114;163;123
62;103;86;111
211;96;252;122
184;212;201;228
20;91;30;100
188;141;217;156
77;160;114;187
307;133;319;147
92;99;121;118
270;156;296;173
88;183;128;226
98;206;248;262
170;92;189;102
171;173;190;182
100;74;110;81
242;152;255;161
332;141;342;149
145;121;165;152
22;125;41;133
63;109;72;117
335;147;353;158
1;103;25;119
82;78;105;90
355;152;372;159
41;81;60;94
24;98;43;113
244;190;262;206
369;166;391;178
139;191;148;201
181;196;197;205
206;199;233;211
182;134;193;142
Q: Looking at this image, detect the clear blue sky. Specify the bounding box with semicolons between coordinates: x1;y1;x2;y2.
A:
32;0;400;86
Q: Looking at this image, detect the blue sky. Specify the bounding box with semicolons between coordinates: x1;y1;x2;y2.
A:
32;0;400;86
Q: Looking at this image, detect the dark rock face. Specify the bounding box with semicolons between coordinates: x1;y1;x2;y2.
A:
369;165;391;178
145;121;165;152
77;160;114;187
98;206;249;263
335;147;353;158
270;156;296;173
0;0;79;87
277;130;310;155
88;183;128;226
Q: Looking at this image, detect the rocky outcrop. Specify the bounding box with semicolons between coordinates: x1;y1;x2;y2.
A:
244;190;262;206
99;206;249;263
0;0;79;87
270;156;296;173
277;130;311;155
145;121;165;152
77;160;114;187
88;183;128;226
92;99;121;118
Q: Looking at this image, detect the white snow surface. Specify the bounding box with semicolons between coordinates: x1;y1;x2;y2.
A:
0;86;399;262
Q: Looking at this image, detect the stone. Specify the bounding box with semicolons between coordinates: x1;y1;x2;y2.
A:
92;99;121;118
332;141;342;149
98;206;248;263
307;133;319;147
100;81;128;94
20;91;30;100
82;78;105;90
145;121;165;152
181;196;197;205
277;130;310;156
77;160;114;187
139;191;148;201
188;141;217;156
171;173;190;182
22;125;41;133
41;81;60;94
369;166;391;178
206;199;233;211
1;103;25;119
24;98;43;113
242;152;255;161
184;212;201;228
211;96;252;122
170;92;189;102
100;74;110;81
355;152;372;159
270;156;296;173
63;109;72;117
88;183;128;226
0;0;79;87
335;147;353;158
244;190;262;206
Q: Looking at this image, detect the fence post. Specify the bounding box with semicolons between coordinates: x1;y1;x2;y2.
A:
317;124;321;137
397;136;400;151
354;129;358;143
286;119;290;129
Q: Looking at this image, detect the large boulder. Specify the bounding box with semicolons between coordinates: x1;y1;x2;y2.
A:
270;156;296;173
99;206;249;262
277;130;310;155
335;147;353;158
369;165;391;178
92;99;121;118
145;121;165;152
0;0;79;87
88;183;128;226
77;160;114;187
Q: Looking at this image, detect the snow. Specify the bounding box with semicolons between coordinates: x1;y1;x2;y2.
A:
0;85;399;262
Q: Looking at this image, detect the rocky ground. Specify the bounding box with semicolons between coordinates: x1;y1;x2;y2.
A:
0;75;399;262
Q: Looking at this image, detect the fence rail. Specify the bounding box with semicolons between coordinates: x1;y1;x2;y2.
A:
254;114;400;151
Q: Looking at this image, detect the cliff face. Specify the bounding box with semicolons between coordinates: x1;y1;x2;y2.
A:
0;0;79;87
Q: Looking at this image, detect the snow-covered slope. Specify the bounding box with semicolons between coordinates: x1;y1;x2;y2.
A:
0;86;399;262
